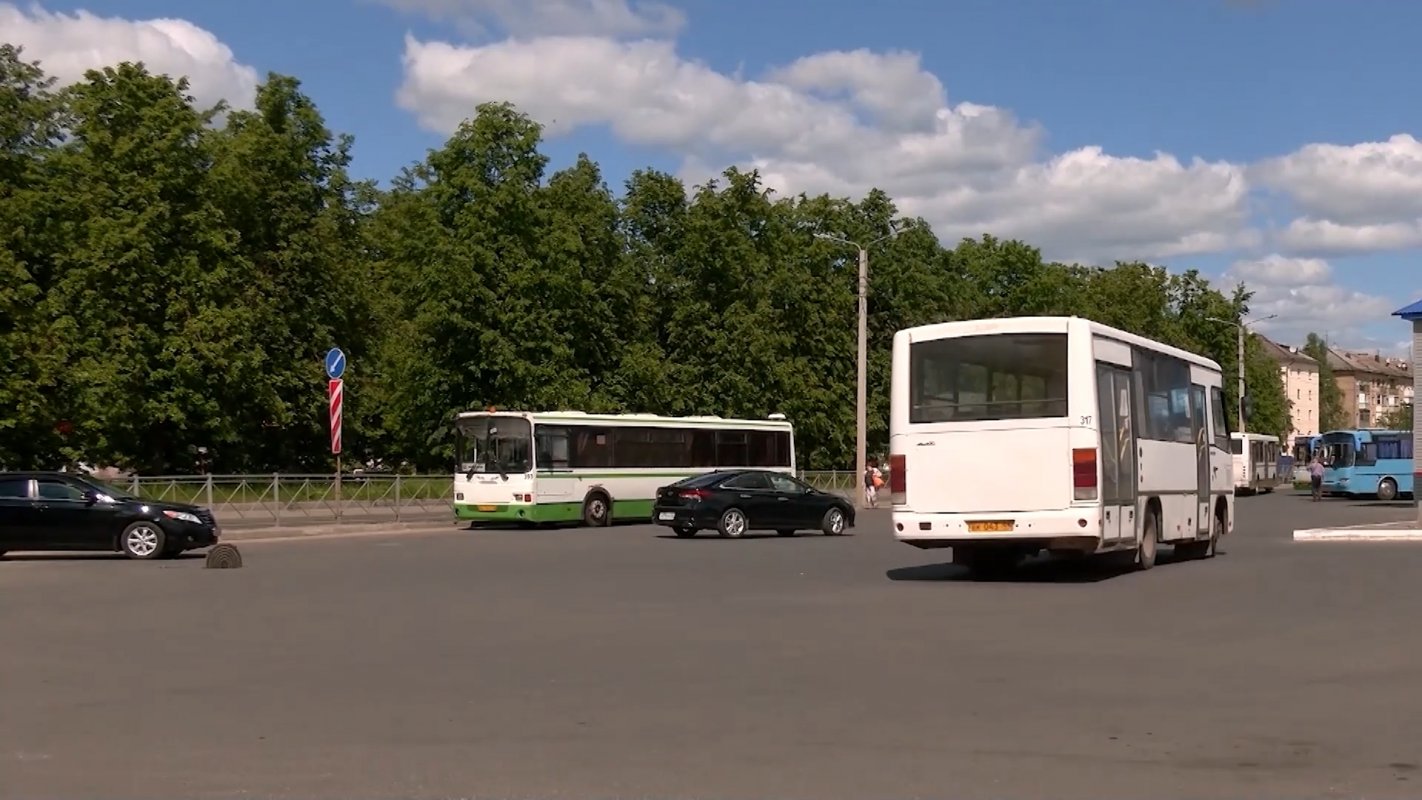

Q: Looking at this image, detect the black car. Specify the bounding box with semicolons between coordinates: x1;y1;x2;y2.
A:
652;469;855;538
0;471;221;560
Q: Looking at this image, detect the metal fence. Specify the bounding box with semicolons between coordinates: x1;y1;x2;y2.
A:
124;470;858;529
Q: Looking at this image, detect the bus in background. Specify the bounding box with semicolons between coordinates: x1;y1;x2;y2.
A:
1231;432;1280;495
888;316;1234;575
1319;428;1414;502
452;410;795;526
1291;434;1321;484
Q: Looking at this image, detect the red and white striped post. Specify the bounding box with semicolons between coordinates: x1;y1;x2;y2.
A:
329;377;343;516
329;378;343;456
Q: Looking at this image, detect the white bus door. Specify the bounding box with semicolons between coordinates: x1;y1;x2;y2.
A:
1095;364;1138;544
1191;385;1210;534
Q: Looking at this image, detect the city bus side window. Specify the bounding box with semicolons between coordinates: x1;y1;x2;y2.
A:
1358;442;1378;466
716;430;750;466
1208;385;1230;451
535;426;570;470
748;430;790;468
690;430;716;467
571;428;613;468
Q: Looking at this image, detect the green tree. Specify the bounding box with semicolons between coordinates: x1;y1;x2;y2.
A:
371;102;557;468
0;45;66;468
40;62;251;472
1377;403;1413;431
206;73;379;470
1303;333;1346;431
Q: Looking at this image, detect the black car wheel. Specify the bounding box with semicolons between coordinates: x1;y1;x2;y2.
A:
120;522;166;560
675;526;697;538
718;508;748;538
821;507;847;536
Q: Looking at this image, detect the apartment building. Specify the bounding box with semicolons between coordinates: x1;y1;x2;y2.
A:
1325;347;1414;428
1255;335;1320;438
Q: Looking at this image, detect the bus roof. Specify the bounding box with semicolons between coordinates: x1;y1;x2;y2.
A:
895;316;1224;373
1231;432;1280;442
453;410;793;429
1322;427;1408;438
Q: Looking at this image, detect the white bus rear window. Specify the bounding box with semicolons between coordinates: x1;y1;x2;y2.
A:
909;333;1069;423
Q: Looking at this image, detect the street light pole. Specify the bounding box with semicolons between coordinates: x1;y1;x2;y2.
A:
1208;313;1277;434
1236;322;1246;435
816;227;902;509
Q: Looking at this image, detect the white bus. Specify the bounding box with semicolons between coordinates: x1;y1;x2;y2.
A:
1231;432;1280;495
452;410;795;526
888;316;1235;574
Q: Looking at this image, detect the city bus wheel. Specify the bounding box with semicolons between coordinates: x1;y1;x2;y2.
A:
582;493;611;527
1136;511;1158;571
1378;478;1399;503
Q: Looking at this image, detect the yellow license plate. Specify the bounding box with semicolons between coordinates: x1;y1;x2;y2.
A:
476;505;497;512
967;520;1014;532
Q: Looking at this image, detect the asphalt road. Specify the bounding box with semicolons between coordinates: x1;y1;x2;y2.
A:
3;489;1420;800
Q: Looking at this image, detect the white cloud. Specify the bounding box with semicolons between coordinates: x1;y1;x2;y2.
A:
0;3;258;111
376;0;685;39
1277;217;1422;255
1226;254;1397;348
1257;134;1422;255
397;33;1255;264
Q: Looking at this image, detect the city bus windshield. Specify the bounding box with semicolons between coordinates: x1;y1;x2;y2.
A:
1320;433;1356;468
456;416;532;475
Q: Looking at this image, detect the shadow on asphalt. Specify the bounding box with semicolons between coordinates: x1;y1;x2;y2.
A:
1348;502;1415;509
1;551;208;562
654;532;852;540
886;546;1219;584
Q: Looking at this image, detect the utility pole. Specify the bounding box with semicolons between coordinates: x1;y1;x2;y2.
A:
856;244;869;510
1208;313;1277;434
1237;322;1246;435
816;226;903;509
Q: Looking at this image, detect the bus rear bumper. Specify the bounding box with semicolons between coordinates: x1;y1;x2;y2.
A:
891;508;1104;552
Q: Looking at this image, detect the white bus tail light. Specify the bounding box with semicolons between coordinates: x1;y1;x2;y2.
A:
889;454;906;505
1072;448;1098;502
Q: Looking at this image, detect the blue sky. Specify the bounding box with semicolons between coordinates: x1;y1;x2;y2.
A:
11;0;1422;353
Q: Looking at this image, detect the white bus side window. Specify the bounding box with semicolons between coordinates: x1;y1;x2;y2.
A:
535;426;571;470
1208;386;1230;451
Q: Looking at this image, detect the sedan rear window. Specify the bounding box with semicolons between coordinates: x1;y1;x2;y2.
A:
669;471;725;488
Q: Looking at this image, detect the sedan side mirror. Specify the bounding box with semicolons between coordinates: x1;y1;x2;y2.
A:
82;490;100;505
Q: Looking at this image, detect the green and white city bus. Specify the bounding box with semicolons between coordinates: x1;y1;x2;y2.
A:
452;410;796;525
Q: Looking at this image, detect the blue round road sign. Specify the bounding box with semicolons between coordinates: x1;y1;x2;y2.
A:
324;347;346;379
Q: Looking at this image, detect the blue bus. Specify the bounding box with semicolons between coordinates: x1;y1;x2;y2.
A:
1319;428;1414;501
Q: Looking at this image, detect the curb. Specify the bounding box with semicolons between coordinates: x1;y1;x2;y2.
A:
222;520;465;543
1293;528;1422;542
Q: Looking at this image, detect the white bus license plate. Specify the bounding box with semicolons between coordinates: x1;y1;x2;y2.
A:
967;520;1014;533
658;512;676;521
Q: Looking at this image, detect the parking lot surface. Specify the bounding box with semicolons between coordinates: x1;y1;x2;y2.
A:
3;490;1420;799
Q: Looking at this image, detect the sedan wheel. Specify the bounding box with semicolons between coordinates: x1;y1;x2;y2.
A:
121;522;165;560
718;508;748;538
821;507;847;535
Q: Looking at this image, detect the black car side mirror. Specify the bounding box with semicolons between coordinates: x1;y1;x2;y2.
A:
82;490;99;505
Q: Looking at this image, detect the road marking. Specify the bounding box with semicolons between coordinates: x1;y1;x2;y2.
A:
1293;528;1422;541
